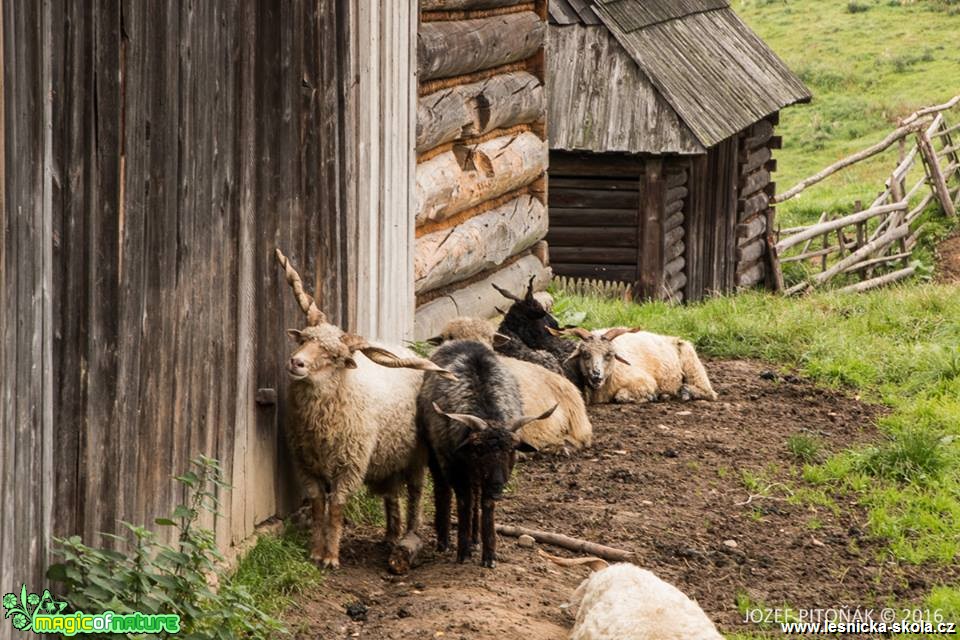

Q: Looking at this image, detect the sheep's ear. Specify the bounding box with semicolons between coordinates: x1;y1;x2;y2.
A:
426;335;444;346
492;332;512;347
614;353;632;366
510;404;558;432
343;356;358;369
287;328;304;341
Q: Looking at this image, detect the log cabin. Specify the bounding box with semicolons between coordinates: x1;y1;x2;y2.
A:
546;0;811;301
413;1;551;339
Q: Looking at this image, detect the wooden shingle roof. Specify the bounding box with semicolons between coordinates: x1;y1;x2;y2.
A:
549;0;811;150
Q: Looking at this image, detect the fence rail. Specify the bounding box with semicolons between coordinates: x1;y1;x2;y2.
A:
771;96;960;295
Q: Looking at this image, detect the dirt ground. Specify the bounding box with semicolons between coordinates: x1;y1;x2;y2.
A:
288;360;957;639
937;233;960;283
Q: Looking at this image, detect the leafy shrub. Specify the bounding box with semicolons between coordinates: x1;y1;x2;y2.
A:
47;456;286;639
847;1;871;12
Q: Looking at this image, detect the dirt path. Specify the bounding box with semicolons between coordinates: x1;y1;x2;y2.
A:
288;360;956;639
937;233;960;283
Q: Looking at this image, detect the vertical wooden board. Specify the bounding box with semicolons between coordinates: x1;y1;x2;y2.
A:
116;0;149;534
251;0;283;529
682;156;702;301
210;0;241;547
83;0;123;542
0;0;54;608
638;157;664;298
231;0;257;544
52;0;89;544
724;137;740;291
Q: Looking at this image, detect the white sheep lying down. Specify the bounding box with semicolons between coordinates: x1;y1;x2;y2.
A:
570;563;723;640
431;317;593;450
561;327;717;405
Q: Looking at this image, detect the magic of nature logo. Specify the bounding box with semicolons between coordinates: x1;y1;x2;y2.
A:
3;585;180;636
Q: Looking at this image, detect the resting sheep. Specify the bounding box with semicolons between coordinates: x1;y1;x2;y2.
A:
560;327;717;404
277;249;451;569
430;316;592;450
492;276;575;374
418;339;555;568
569;563;723;640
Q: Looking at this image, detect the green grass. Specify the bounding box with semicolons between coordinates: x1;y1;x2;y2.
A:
230;525;324;615
736;0;960;227
551;283;960;630
786;432;823;463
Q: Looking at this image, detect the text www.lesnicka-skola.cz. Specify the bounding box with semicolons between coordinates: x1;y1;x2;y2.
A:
746;607;957;636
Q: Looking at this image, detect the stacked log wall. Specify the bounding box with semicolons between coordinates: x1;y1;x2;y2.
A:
414;0;549;340
662;163;689;301
735;114;780;288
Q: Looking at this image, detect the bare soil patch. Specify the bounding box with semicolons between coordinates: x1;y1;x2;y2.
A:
937;233;960;283
288;360;957;639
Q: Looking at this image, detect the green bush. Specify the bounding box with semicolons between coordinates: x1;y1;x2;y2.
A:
47;456;286;639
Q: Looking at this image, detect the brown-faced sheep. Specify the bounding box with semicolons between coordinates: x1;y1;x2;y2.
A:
560;327;717;404
277;249;451;569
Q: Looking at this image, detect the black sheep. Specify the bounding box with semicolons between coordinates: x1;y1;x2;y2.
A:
418;340;555;568
492;276;578;375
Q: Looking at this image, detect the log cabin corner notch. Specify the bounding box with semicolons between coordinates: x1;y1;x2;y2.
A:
546;0;811;302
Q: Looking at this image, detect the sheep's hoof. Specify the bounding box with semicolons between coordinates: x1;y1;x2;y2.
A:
679;386;693;402
481;558;497;569
320;557;340;571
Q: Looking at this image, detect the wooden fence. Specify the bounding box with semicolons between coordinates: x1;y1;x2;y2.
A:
770;96;960;294
0;1;416;629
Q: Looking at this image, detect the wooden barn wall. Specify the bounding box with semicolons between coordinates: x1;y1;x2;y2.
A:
0;0;411;609
683;114;779;300
547;151;643;283
413;0;550;340
0;0;55;622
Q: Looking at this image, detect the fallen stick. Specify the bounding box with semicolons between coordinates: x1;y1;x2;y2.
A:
495;524;635;562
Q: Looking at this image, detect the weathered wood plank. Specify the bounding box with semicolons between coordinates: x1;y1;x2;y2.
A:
549;207;636;227
548;226;638;248
415;195;547;293
550;151;643;177
550;187;639;209
414;254;550;339
416;71;544;153
739;191;769;218
422;0;526;9
550;246;637;264
416;131;546;225
418;12;544;81
551;262;636;282
638;158;665;298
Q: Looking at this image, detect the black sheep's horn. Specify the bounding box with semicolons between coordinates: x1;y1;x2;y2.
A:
492;282;521;302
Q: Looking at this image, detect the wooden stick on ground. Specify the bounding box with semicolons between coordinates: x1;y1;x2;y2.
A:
495;524;635;562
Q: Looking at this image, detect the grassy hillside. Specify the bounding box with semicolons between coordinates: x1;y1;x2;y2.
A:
735;0;960;227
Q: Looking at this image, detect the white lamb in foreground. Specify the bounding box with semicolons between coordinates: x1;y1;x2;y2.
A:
570;563;724;640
